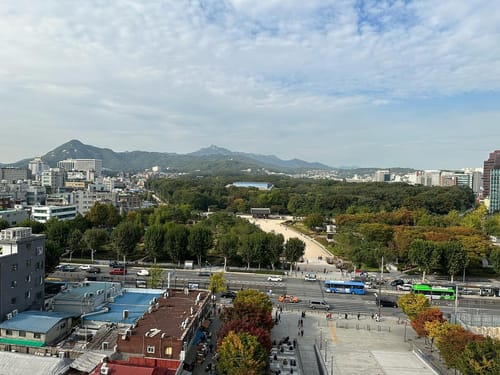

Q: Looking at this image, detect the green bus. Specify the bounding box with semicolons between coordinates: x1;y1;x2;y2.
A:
412;284;456;300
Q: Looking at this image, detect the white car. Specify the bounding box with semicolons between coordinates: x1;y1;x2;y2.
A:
397;284;413;291
79;265;92;271
136;269;150;276
267;275;283;282
304;274;317;281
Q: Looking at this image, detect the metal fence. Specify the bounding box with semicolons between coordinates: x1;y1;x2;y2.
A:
454;312;500;328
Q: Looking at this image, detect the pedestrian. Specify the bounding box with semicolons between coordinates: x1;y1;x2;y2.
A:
357;313;360;320
371;312;374;319
345;313;348;320
275;311;278;320
279;305;283;313
298;319;301;327
209;343;213;353
300;328;304;337
278;312;281;321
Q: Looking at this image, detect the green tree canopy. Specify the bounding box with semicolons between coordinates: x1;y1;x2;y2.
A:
187;225;213;266
143;224;165;263
284;237;306;272
110;221;142;260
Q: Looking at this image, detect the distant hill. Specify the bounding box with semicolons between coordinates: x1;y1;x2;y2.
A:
1;140;333;174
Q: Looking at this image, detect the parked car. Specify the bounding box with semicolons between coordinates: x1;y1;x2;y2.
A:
390;279;405;287
86;267;101;274
304;274;317;281
221;291;237;299
109;268;127;275
278;294;299;303
58;265;77;272
267;275;283;282
136;269;150;276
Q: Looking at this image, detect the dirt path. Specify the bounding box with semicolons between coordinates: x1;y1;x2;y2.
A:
244;216;336;269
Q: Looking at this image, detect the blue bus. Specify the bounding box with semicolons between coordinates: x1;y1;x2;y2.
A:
324;280;365;295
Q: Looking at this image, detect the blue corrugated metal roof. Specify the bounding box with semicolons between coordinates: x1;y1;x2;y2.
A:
0;311;75;333
84;291;162;324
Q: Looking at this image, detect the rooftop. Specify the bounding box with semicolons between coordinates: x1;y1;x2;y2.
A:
54;281;122;302
127;290;209;341
0;311;75;333
0;351;69;375
84;289;163;325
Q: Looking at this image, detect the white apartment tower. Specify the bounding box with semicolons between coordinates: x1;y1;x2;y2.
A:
57;159;103;180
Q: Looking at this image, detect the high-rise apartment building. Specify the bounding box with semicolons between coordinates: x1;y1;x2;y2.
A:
0;227;45;320
483;150;500;198
490;169;500;214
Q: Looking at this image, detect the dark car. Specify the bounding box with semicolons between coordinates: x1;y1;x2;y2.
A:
86;267;101;274
376;298;398;308
221;291;237;299
390;279;405;287
58;265;77;272
109;261;125;268
109;268;127;275
198;270;212;277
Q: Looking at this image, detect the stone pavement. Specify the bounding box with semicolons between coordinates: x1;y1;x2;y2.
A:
271;307;439;375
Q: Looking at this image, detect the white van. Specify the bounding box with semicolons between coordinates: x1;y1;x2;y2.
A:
309;300;330;310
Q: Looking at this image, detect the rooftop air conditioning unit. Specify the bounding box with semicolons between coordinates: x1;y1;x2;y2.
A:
12;309;18;316
100;365;110;375
102;342;109;350
6;313;12;320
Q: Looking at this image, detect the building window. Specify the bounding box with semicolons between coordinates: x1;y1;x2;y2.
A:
26;259;32;267
147;345;155;354
6;330;12;336
11;263;18;271
11;297;16;304
36;291;43;300
34;333;41;339
36;246;43;255
26;243;31;250
25;291;30;299
11;280;17;287
18;330;26;337
26;274;31;283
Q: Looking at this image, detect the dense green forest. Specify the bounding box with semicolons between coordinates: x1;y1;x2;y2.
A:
147;175;476;216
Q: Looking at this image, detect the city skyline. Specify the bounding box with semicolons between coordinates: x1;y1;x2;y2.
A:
1;1;499;169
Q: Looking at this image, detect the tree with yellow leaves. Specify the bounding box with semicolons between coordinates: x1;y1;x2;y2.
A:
398;293;430;320
217;331;267;375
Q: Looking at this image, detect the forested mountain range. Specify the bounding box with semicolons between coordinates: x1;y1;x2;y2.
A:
2;139;332;174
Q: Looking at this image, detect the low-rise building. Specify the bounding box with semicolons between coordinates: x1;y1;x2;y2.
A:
52;281;122;315
0;208;29;226
31;205;77;223
117;289;211;361
0;310;74;347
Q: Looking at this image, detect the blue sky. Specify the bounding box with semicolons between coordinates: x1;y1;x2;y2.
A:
1;0;499;169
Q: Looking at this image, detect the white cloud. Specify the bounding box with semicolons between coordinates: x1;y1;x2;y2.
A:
0;0;499;168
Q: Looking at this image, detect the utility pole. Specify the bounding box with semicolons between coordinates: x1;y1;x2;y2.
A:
378;256;384;318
